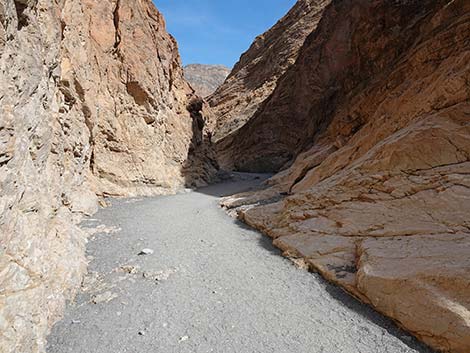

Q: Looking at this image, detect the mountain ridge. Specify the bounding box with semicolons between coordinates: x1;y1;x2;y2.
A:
184;63;231;98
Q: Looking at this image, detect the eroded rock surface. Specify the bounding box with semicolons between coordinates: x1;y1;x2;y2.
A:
218;1;470;352
61;0;218;196
208;0;330;144
184;64;231;98
0;1;216;352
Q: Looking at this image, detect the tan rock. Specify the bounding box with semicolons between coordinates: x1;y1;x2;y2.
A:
184;64;231;98
0;0;217;352
215;0;470;351
60;0;218;196
357;234;470;353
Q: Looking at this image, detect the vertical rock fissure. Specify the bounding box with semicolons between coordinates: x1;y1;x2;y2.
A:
14;0;29;30
112;0;121;49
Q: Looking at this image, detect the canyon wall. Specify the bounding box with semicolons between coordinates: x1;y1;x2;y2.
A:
0;1;216;352
218;0;470;352
208;0;331;145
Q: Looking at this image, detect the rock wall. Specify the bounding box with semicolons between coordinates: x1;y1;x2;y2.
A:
0;1;217;352
218;0;470;352
208;0;331;145
184;64;231;98
62;0;217;195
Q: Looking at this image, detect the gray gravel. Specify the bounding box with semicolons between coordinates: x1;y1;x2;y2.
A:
47;174;434;353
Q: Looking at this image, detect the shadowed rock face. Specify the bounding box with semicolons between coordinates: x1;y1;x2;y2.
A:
0;0;216;352
184;64;231;98
218;0;467;172
218;0;470;352
208;0;331;143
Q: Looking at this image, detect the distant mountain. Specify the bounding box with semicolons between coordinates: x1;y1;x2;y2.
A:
184;64;231;98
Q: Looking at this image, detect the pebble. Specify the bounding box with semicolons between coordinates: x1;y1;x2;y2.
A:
119;265;140;274
91;291;118;304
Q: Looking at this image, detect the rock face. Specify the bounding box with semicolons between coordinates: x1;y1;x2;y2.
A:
0;1;216;352
184;64;230;98
208;0;331;143
218;0;470;352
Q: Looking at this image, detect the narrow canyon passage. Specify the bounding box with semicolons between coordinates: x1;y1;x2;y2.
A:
46;175;433;353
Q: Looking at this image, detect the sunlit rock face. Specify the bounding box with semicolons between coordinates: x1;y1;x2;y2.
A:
184;64;231;98
218;1;470;352
208;0;331;147
0;0;217;352
61;0;218;196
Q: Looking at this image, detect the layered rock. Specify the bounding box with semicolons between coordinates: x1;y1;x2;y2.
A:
218;0;470;352
208;0;331;143
0;1;216;352
184;64;230;98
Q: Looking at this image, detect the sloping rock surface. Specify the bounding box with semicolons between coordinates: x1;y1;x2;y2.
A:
0;1;216;352
208;0;331;144
184;64;230;98
218;1;470;352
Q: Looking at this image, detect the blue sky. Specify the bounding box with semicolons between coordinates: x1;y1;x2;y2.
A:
154;0;297;68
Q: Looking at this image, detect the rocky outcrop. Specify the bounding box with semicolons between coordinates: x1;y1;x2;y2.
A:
184;64;230;98
218;0;470;352
208;0;331;143
0;1;216;352
63;0;218;196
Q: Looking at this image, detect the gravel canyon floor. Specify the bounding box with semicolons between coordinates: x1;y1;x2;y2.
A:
46;175;434;353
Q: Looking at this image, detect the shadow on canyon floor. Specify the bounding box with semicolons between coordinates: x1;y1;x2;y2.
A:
193;177;435;353
250;223;435;353
321;283;435;353
179;99;435;352
250;226;435;353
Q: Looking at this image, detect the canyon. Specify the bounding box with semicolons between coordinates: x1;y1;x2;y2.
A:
0;0;469;353
208;0;330;143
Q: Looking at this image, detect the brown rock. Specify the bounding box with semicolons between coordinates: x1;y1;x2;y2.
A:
0;0;217;352
208;0;331;145
184;64;231;98
60;0;218;196
217;0;470;351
